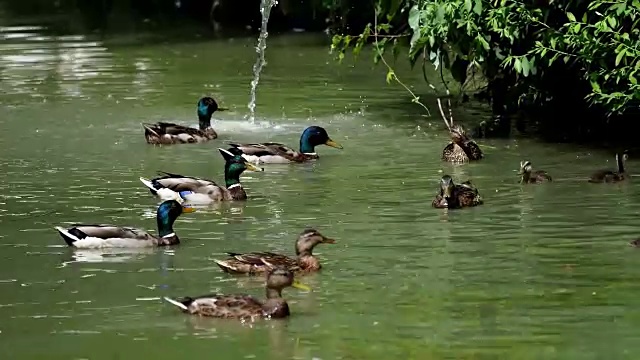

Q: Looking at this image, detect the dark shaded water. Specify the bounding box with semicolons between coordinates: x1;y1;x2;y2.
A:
1;22;640;360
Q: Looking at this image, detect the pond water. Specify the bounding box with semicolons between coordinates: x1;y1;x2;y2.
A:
1;21;640;360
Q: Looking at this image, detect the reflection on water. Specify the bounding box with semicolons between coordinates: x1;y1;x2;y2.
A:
2;21;640;360
62;247;158;265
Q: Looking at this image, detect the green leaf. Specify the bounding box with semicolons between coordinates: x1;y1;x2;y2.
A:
386;70;395;84
410;28;421;50
590;80;602;93
473;0;483;15
521;57;530;77
607;16;618;29
616;49;626;66
408;5;420;31
563;55;571;63
566;12;576;22
464;0;472;13
514;58;522;73
630;74;638;85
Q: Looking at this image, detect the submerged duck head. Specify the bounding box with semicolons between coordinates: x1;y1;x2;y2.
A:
197;97;227;130
156;200;195;237
295;228;336;256
218;148;264;187
261;259;311;293
299;126;343;154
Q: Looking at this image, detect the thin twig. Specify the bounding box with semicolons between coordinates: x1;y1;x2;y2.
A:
373;9;430;116
446;90;454;126
437;99;451;130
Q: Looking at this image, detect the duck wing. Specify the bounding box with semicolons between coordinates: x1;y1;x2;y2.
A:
454;184;483;207
69;225;153;240
165;293;263;318
228;142;299;160
144;122;203;136
228;251;299;268
55;224;155;247
151;172;220;193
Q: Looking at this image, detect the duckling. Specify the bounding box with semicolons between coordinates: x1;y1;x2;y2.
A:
214;229;336;275
54;200;194;248
142;97;227;145
139;148;263;204
432;175;483;209
226;126;343;164
437;97;483;163
519;160;552;183
589;153;628;183
163;260;310;319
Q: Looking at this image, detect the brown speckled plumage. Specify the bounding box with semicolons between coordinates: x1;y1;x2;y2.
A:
164;263;309;320
432;175;483;209
214;229;336;275
436;97;483;163
441;125;484;163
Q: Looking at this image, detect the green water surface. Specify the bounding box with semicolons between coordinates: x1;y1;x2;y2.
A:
1;23;640;360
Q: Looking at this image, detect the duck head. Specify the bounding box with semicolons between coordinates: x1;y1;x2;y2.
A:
261;259;311;296
197;97;227;130
439;175;455;207
218;148;264;187
518;160;533;182
156;200;195;238
299;126;343;154
450;125;468;144
295;228;336;256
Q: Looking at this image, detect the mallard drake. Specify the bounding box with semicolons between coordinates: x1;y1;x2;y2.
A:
54;200;194;248
226;126;343;164
437;98;483;163
519;160;552;183
589;153;628;183
432;175;483;209
139;148;263;204
142;97;227;145
163;260;310;319
214;228;335;275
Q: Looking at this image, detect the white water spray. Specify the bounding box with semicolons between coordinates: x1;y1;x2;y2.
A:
247;0;277;123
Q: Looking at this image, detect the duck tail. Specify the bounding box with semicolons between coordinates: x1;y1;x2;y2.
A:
142;123;160;137
163;297;189;311
55;226;79;246
139;177;158;195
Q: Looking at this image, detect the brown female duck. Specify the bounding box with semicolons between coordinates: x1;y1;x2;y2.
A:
163;260;310;320
142;97;227;145
437;98;483;163
519;160;552;183
432;175;483;209
589;153;628;183
214;229;336;274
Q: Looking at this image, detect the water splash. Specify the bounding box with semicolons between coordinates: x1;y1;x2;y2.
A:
247;0;278;123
